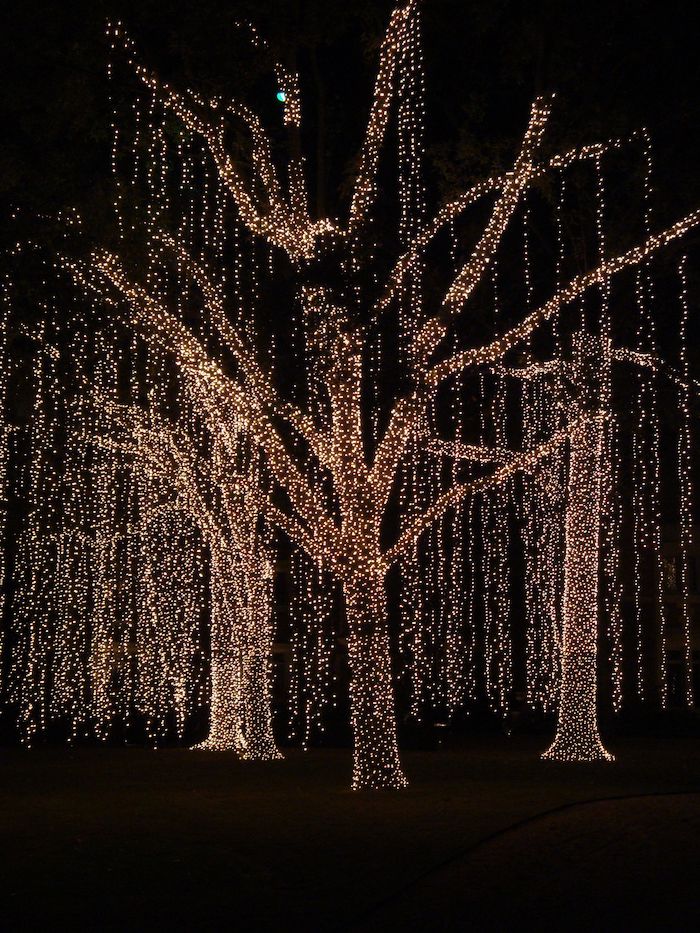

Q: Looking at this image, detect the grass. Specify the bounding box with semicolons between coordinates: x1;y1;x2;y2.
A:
1;734;699;930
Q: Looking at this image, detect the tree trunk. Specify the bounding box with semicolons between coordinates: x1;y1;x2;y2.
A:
193;602;247;754
344;576;407;789
543;416;613;761
194;575;281;760
240;600;282;761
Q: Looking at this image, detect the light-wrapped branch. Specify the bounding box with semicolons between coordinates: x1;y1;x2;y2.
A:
386;414;595;564
348;1;417;231
69;250;338;545
443;96;553;314
109;25;323;261
425;437;517;463
428;207;700;385
376;134;635;322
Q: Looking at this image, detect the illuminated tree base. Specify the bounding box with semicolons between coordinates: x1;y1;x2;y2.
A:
346;578;408;791
192;731;283;761
191;647;282;760
191;719;248;755
351;752;408;791
241;743;284;762
191;736;246;753
542;734;614;763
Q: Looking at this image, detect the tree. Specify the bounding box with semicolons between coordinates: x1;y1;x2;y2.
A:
94;400;281;760
67;1;700;788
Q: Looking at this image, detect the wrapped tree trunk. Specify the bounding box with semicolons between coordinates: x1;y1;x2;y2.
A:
543;414;613;761
198;646;247;753
195;563;281;760
193;578;247;754
240;582;282;761
344;576;407;790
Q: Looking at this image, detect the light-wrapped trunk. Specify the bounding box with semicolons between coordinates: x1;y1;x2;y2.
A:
199;644;248;753
239;588;282;761
195;563;281;760
543;415;613;761
344;575;407;790
193;580;247;753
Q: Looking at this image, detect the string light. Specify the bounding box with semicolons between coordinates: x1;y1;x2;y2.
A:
542;410;614;761
482;265;512;717
594;152;623;713
78;4;700;781
0;280;9;671
677;256;694;707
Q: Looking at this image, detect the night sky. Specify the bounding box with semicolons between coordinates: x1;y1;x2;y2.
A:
2;0;700;234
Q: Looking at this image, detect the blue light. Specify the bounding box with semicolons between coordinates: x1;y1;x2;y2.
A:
276;90;286;103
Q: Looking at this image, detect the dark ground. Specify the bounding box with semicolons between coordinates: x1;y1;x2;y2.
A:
1;736;699;932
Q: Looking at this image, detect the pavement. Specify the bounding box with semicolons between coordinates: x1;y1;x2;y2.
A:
355;792;700;931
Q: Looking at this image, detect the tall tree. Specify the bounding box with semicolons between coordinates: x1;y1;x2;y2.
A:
67;1;700;788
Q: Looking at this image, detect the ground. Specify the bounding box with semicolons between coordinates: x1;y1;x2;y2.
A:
1;735;699;931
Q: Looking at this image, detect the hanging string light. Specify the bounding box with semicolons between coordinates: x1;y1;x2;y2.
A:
0;281;9;670
677;256;695;707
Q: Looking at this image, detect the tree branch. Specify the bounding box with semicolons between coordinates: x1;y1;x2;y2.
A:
443;95;553;314
375;134;635;323
424;437;516;463
159;233;329;463
348;1;415;231
111;25;323;261
613;346;700;394
66;251;336;547
385;414;591;565
428;207;700;385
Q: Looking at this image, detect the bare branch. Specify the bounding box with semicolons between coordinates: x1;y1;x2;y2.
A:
348;1;415;231
429;208;700;385
385;414;592;565
443;96;553;314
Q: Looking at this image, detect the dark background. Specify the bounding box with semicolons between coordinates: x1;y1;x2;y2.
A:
2;0;700;234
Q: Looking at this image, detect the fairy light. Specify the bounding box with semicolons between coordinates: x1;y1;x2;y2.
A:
86;2;700;782
90;324;120;738
548;173;567;709
631;278;647;701
11;307;56;743
677;256;694;707
394;0;429;725
483;263;512;717
627;132;668;706
543;409;614;762
465;497;478;703
643;146;668;710
539;183;567;715
520;197;541;710
595;152;623;713
0;281;9;669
